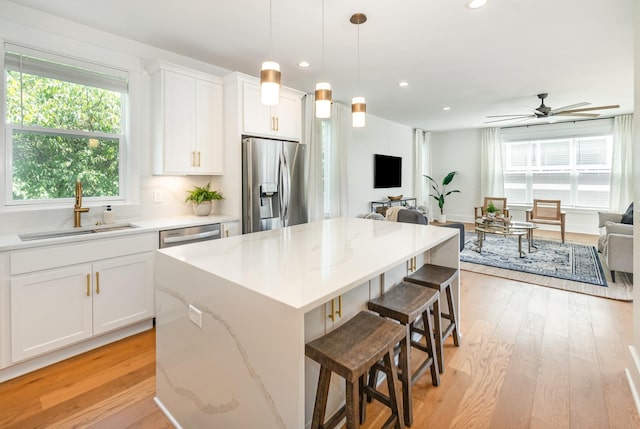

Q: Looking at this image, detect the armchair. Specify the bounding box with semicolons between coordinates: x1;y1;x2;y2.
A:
526;199;566;243
474;197;509;219
598;211;634;282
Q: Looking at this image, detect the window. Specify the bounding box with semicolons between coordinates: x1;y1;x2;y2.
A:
4;44;128;206
503;135;612;209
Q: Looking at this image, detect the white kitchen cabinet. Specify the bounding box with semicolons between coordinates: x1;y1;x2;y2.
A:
151;62;224;175
242;81;301;140
221;221;240;238
11;253;153;362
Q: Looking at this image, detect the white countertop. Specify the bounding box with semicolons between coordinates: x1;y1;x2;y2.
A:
158;217;458;312
0;214;239;251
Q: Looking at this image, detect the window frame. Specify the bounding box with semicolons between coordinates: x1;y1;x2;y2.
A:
3;43;129;208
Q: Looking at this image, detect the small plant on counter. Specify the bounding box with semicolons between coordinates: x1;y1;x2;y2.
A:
185;183;223;216
185;182;223;204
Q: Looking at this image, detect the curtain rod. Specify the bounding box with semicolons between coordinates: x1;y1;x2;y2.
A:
500;115;618;130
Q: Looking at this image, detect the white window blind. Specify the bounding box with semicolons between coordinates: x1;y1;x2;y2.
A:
503;135;612;209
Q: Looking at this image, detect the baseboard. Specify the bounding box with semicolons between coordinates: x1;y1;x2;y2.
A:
0;319;153;383
626;345;640;416
154;396;182;429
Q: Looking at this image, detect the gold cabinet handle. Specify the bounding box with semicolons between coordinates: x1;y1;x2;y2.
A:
225;230;229;238
86;274;91;297
328;299;335;321
196;151;201;167
275;117;279;131
336;295;342;318
191;151;196;167
96;272;100;294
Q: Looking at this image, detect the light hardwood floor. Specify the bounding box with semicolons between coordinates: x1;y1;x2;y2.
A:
1;231;638;428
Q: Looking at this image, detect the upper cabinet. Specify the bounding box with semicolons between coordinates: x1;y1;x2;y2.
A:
241;80;302;141
150;62;224;175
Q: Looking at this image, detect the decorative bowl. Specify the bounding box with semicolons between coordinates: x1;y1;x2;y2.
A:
388;195;403;201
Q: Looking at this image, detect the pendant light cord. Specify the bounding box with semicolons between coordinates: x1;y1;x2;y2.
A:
269;0;273;59
321;0;325;77
356;21;360;89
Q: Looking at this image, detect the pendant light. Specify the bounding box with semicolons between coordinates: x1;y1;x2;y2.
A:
315;0;331;118
350;13;367;127
261;0;281;105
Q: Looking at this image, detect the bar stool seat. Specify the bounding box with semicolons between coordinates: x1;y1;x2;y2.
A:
404;263;460;374
367;281;441;426
306;311;406;429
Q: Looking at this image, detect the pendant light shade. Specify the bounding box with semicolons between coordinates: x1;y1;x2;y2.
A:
261;61;281;105
315;82;332;118
352;96;366;127
261;0;280;105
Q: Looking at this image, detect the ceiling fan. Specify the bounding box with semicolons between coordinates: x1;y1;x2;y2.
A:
485;93;620;124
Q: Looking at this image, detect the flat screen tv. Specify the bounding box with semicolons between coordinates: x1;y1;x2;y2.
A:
374;154;402;188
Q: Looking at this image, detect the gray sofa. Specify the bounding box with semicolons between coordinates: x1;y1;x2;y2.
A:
598;211;633;282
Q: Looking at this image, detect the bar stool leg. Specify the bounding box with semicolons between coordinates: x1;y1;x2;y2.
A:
383;348;405;429
421;309;440;385
398;325;411;427
346;378;360;429
311;366;332;429
445;286;460;347
433;298;444;374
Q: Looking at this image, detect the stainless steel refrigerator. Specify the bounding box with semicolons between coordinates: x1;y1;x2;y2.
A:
242;137;308;233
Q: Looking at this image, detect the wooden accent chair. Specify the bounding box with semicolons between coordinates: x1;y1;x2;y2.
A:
526;199;566;243
474;197;509;219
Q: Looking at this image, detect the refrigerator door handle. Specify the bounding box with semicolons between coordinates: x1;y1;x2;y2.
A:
280;150;291;226
278;151;286;226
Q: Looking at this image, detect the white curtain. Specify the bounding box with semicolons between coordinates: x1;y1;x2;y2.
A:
413;129;432;212
480;127;505;197
610;114;634;212
302;94;325;222
327;103;350;218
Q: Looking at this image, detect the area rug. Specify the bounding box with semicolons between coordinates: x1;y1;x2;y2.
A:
460;232;633;301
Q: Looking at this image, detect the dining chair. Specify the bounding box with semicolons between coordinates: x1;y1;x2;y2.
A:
526;199;566;243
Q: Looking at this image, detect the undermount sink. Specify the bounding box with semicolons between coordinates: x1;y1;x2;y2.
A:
19;223;138;242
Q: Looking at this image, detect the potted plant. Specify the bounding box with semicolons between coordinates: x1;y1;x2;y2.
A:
424;171;460;223
185;182;223;216
486;201;497;218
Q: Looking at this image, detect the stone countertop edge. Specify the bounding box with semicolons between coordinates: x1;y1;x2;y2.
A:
0;214;239;251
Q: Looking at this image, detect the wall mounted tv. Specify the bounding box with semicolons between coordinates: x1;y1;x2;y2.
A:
374;154;402;188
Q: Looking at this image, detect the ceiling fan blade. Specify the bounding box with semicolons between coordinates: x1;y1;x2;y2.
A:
555;112;600;118
486;114;532;118
484;115;534;124
549;102;590;113
557;104;620;114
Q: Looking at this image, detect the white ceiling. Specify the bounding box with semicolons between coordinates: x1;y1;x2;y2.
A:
5;0;634;131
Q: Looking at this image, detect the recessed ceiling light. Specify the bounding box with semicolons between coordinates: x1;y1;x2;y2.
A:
442;106;451;111
466;0;487;9
297;61;310;68
398;81;409;87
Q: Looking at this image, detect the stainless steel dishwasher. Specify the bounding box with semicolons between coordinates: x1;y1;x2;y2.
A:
159;224;221;248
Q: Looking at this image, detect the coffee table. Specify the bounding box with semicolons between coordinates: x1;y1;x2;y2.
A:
474;218;538;257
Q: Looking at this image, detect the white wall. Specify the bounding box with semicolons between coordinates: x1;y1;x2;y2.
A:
345;114;414;217
0;1;229;234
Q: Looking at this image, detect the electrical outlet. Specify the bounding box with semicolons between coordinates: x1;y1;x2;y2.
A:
153;190;163;203
188;304;203;328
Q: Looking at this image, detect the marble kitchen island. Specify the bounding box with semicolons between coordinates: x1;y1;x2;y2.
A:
154;217;459;428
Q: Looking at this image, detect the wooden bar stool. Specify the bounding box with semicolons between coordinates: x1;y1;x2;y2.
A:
366;281;441;426
404;263;460;374
305;311;406;429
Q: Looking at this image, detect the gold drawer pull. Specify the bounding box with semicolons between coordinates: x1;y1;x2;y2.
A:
96;272;100;294
86;274;91;297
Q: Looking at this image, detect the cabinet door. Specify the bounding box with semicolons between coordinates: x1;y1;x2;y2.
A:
163;70;195;174
11;264;93;362
242;81;273;137
274;91;302;140
195;79;224;174
222;221;240;238
92;253;154;336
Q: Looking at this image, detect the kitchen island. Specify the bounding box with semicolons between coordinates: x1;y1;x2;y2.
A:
154;217;459;428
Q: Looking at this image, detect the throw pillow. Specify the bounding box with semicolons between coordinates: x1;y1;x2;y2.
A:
621;202;634;225
598;211;623;228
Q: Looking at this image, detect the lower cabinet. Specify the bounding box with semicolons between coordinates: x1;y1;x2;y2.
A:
10;253;153;363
